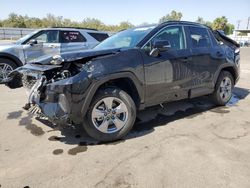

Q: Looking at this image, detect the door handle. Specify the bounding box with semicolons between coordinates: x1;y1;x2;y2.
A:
216;51;223;57
181;57;192;63
48;45;57;48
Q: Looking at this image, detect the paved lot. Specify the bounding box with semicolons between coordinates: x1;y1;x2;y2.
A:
0;48;250;188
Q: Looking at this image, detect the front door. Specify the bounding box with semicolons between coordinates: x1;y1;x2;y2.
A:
141;26;194;106
23;30;60;63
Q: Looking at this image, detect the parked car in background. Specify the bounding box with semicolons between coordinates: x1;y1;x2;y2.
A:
0;27;109;84
239;40;250;47
7;21;240;141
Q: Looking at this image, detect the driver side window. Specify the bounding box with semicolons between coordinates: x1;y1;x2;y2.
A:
29;30;59;44
144;26;185;51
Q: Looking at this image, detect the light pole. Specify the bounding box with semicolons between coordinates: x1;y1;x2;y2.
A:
247;17;250;30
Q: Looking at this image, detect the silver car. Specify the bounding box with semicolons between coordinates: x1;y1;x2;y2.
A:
0;27;109;82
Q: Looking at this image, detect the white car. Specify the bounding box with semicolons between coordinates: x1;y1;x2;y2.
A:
0;27;109;83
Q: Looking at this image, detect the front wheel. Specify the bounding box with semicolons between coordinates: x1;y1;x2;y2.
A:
211;71;234;106
0;58;17;82
83;88;136;142
0;58;23;88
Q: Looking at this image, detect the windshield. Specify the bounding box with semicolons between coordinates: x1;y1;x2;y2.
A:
94;26;155;50
15;30;40;44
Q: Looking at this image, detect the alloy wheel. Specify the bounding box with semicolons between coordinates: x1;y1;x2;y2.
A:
0;63;13;81
219;76;232;102
91;97;129;134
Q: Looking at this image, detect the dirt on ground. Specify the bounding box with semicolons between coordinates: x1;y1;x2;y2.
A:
0;48;250;188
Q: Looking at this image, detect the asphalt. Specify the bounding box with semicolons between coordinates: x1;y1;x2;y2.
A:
0;48;250;188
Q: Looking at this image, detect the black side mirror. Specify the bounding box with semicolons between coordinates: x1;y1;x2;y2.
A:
28;39;38;46
150;40;171;57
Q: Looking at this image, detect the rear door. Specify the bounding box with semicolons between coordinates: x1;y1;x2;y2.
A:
185;26;215;91
23;30;60;63
59;30;88;53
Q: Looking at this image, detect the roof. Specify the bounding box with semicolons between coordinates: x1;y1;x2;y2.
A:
38;27;107;33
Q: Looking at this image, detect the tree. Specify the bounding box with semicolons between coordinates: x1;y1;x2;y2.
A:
212;16;234;35
117;21;134;31
3;13;26;28
42;14;63;27
224;23;235;35
159;10;183;23
81;18;105;30
212;16;228;31
195;17;212;27
0;20;2;27
25;17;43;28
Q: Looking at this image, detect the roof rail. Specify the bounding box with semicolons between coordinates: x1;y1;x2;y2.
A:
159;20;205;27
51;27;98;31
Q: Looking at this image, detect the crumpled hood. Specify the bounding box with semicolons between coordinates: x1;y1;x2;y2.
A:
29;48;122;65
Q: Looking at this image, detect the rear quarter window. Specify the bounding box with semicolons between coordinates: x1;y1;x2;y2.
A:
188;26;211;48
60;31;87;43
88;32;109;42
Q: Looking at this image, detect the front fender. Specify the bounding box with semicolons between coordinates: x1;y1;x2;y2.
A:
80;72;144;117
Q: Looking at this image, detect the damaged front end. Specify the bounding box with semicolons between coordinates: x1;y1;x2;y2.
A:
8;58;95;125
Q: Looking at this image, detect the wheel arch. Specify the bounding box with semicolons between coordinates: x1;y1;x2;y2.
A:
81;72;144;117
0;52;23;67
213;64;238;87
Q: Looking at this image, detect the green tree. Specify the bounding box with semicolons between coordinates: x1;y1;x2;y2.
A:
225;23;235;35
195;17;212;27
0;20;2;27
25;17;43;28
3;13;26;28
212;16;228;31
196;17;205;24
117;21;134;31
212;16;234;35
159;10;183;23
81;18;105;30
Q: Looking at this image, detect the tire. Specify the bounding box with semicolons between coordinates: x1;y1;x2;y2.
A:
0;58;21;88
83;87;136;142
211;71;234;106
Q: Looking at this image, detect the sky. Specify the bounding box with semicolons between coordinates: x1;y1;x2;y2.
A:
0;0;250;28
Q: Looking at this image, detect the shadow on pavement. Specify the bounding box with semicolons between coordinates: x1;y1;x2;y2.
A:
6;87;250;149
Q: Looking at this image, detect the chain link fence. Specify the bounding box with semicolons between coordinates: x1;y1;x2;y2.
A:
0;28;35;40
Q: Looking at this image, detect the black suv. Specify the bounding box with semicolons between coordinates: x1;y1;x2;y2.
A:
8;21;240;141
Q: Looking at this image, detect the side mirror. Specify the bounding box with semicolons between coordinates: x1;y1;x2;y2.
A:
28;39;38;46
150;40;171;57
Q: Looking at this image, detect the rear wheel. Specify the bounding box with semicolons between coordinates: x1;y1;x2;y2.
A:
83;88;136;142
211;71;234;106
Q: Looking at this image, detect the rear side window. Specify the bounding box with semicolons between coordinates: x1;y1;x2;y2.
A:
188;27;211;48
88;32;109;42
60;31;86;43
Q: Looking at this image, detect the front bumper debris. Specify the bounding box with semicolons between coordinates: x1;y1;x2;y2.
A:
28;77;71;125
